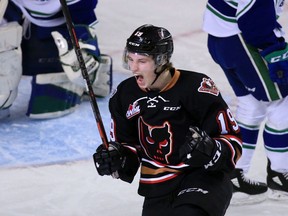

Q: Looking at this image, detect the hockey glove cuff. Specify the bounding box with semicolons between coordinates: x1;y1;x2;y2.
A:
260;42;288;85
179;126;223;171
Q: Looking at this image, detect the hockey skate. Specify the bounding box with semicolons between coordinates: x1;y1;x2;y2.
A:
267;160;288;200
230;168;267;205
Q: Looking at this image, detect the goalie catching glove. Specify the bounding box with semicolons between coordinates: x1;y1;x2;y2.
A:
179;126;225;171
51;25;112;97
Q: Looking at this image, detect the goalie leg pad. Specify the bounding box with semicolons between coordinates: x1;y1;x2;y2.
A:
0;0;8;22
0;89;17;119
91;54;113;97
0;49;22;109
0;22;22;110
27;72;84;119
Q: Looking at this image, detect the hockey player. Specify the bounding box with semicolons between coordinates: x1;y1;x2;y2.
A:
93;24;242;216
0;0;112;119
202;0;288;204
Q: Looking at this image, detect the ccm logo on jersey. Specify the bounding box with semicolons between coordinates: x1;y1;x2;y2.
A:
163;106;181;111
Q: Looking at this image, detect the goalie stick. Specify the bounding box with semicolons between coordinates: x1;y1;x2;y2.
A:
59;0;109;149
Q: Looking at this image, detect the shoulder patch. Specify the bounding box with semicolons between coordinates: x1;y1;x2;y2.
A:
126;103;140;119
198;78;219;96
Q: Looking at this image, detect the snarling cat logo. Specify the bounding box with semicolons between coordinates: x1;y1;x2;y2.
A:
138;117;173;163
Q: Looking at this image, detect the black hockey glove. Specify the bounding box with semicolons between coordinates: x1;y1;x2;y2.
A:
93;142;125;177
179;126;223;170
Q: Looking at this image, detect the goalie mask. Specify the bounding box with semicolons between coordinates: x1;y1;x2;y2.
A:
123;24;174;71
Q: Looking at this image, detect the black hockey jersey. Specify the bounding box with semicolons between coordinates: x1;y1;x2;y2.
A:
109;68;242;197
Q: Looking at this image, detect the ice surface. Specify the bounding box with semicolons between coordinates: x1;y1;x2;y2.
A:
0;0;287;215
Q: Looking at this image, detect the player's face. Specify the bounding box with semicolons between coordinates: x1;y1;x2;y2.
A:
127;52;157;89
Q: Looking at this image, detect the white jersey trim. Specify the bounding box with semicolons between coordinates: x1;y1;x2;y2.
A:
11;0;65;27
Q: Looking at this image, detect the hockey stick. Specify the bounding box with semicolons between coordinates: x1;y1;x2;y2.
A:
59;0;109;149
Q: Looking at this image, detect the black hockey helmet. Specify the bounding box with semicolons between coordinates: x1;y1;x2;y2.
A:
123;24;174;69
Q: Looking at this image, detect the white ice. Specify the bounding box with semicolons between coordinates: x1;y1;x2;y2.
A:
1;0;288;215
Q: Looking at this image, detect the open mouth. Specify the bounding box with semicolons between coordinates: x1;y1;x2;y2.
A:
135;75;143;81
134;74;145;87
134;75;144;82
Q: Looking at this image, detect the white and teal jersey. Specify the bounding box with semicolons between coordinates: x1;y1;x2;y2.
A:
203;0;285;48
8;0;98;28
10;0;65;27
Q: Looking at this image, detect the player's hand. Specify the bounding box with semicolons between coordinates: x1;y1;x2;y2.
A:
260;42;288;85
93;142;125;177
179;126;222;170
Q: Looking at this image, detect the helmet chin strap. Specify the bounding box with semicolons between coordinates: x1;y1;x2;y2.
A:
149;54;170;88
150;70;161;86
150;65;167;86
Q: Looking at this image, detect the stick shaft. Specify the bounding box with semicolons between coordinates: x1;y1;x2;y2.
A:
59;0;109;148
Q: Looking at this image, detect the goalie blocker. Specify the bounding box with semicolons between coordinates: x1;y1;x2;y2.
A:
24;26;112;119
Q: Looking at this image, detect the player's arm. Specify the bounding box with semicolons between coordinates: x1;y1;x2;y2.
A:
67;0;98;25
93;114;140;183
236;0;278;49
93;86;140;183
179;76;242;172
179;112;242;172
93;141;140;183
237;0;288;84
